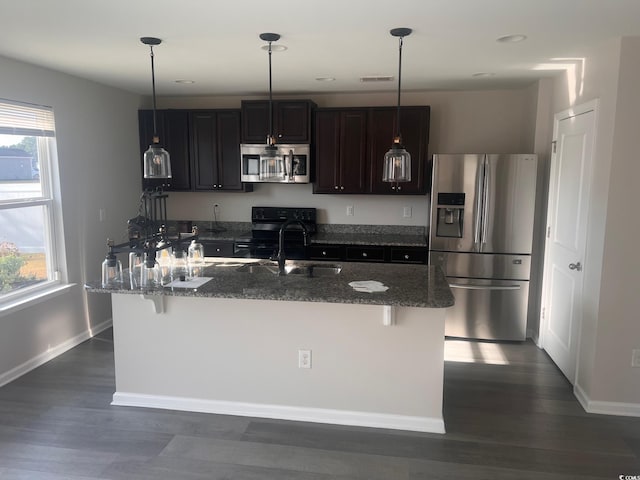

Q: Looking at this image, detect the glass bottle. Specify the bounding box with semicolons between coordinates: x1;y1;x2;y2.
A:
187;239;205;265
101;253;123;288
128;251;144;289
171;247;189;282
140;252;161;289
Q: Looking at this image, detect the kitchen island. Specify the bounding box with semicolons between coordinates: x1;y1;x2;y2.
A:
87;260;454;433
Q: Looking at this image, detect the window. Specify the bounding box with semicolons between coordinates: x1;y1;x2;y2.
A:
0;98;65;307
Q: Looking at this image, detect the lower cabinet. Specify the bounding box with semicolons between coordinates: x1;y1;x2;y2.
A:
308;244;427;264
202;240;235;257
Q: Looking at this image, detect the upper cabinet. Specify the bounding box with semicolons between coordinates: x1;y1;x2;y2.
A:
139;110;191;191
368;107;430;194
190;110;247;191
241;100;316;144
314;109;368;194
138;109;251;192
314;106;430;195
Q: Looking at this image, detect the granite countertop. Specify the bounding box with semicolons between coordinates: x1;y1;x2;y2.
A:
86;260;453;309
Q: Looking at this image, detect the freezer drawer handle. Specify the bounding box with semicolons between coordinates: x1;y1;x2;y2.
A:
449;283;521;291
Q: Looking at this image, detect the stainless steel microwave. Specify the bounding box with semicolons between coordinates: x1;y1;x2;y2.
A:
240;144;311;183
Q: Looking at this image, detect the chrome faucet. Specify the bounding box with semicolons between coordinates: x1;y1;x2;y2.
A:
274;219;309;275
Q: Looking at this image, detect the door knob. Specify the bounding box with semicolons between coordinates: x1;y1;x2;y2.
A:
569;262;582;271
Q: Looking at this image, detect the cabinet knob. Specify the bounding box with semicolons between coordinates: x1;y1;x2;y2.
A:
362;252;368;257
218;184;222;188
397;186;402;191
216;248;221;252
322;251;327;256
404;254;410;260
391;186;396;190
340;186;344;190
334;186;339;190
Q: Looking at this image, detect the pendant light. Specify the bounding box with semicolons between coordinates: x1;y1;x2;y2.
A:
141;37;172;180
382;28;412;183
259;32;283;180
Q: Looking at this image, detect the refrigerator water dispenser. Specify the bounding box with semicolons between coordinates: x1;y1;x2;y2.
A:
436;193;465;238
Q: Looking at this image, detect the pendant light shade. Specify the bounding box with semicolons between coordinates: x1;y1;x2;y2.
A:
141;37;172;180
259;32;284;180
382;28;412;183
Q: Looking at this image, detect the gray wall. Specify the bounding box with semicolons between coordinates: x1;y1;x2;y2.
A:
0;55;141;382
548;36;640;407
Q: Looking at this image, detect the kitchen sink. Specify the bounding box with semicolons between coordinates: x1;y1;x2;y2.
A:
235;263;342;276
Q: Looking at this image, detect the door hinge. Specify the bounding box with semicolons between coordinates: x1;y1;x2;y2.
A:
547;226;551;238
552;141;557;154
542;307;545;320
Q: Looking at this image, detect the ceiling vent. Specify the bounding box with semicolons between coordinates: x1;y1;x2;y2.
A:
360;75;394;82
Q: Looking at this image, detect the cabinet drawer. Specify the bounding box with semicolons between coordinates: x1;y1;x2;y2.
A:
390;247;427;264
345;246;385;262
202;241;234;257
308;245;343;260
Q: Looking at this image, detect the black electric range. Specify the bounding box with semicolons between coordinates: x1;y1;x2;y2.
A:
234;207;317;259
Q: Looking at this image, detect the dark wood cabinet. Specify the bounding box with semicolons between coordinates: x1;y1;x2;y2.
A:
314;109;368;194
309;243;427;264
139;110;191;191
313;106;430;195
241;100;315;144
368;107;430;194
139;109;250;192
190;110;247;191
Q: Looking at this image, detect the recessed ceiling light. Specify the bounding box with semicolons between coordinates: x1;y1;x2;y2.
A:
472;72;495;78
497;34;527;43
174;79;195;84
315;77;336;82
260;44;287;52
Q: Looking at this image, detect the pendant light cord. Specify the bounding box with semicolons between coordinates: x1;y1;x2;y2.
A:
396;36;404;141
150;45;158;139
268;41;274;145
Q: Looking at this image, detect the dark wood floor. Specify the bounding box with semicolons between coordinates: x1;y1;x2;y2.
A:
0;329;638;479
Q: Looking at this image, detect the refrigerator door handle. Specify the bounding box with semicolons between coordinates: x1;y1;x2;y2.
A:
449;283;521;291
481;158;490;248
473;161;484;249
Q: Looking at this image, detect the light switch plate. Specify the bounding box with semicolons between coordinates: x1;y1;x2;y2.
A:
632;349;640;367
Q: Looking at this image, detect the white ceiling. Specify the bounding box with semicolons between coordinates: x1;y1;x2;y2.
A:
2;0;640;97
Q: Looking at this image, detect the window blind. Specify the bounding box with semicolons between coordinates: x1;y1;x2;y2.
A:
0;98;55;137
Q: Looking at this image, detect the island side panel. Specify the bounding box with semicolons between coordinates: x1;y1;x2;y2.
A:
111;294;446;433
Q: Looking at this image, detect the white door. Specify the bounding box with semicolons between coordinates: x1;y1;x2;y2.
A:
541;101;597;383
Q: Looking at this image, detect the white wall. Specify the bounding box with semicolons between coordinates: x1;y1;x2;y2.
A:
548;37;640;408
0;55;142;382
158;88;538;225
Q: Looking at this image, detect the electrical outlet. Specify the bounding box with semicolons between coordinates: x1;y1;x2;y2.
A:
632;349;640;368
298;349;312;369
403;206;412;218
346;205;354;216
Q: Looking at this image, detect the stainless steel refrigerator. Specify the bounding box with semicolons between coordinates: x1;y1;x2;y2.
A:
429;154;537;341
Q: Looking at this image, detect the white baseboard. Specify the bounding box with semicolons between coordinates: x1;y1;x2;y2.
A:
0;318;112;388
112;392;446;434
574;383;640;417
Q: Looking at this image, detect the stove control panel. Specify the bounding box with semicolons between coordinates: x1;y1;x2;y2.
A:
252;207;316;224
